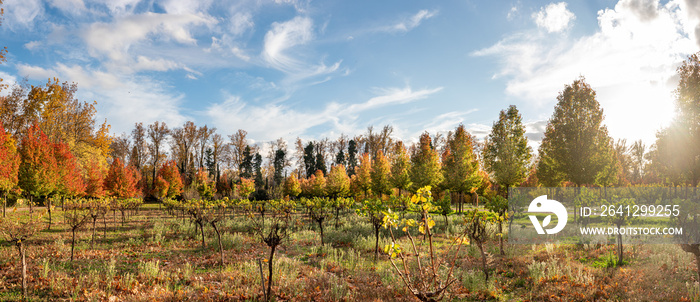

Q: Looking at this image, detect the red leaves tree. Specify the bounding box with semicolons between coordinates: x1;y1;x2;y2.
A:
155;160;182;200
18;124;58;212
53;141;85;197
84;160;105;199
104;158;139;199
0;123;19;217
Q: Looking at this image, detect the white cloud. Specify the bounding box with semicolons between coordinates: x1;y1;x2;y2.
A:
134;56;181;72
533;2;575;33
158;0;213;15
24;41;42;50
262;16;314;71
16;63;187;134
474;0;697;146
261;16;343;83
2;0;44;29
346;86;443;113
82;13;215;62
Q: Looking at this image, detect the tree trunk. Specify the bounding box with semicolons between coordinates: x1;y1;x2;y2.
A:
3;192;6;218
617;233;623;265
17;242;27;300
499;221;504;256
696;254;700;282
103;215;107;240
91;218;97;249
199;221;206;250
458;193;462;214
212;222;224;269
319;220;325;247
374;225;380;261
29;195;33;213
266;244;277;302
71;227;77;262
478;242;489;283
47;197;52;230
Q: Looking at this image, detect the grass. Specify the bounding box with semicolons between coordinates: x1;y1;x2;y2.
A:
0;205;698;301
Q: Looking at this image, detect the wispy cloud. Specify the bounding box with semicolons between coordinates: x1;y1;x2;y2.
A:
377;9;438;33
205;85;443;143
261;16;343;85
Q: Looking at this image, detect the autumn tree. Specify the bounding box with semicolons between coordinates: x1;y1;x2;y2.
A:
326;165;350;199
130;122;148;170
196;125;215;169
390;141;412;197
326;165;351;227
364;125;394;160
172;121;200;183
18;124;57;212
104;158;140;199
283;175;301;198
110;134;130;163
355;153;372;198
410;132;443;192
147;121;169;189
156;160;183;200
483;105;532;195
51;140;85;229
443;125;481;213
229;129;249;178
209;133;226;183
22;78;112;169
0;124;19;217
537;77;616;187
371;151;392;198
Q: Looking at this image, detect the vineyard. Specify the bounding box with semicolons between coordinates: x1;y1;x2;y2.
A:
1;188;699;301
3;2;700;297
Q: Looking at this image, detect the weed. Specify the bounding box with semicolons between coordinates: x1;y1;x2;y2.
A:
139;260;161;281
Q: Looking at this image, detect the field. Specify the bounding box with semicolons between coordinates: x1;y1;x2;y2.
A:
1;203;699;302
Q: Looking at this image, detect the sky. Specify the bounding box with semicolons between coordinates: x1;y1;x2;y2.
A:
0;0;698;151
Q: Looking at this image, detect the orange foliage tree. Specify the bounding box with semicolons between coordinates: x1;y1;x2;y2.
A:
18;124;58;213
104;158;139;199
0;124;19;217
155;160;183;200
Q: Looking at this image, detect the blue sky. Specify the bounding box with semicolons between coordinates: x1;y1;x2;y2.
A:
0;0;698;149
